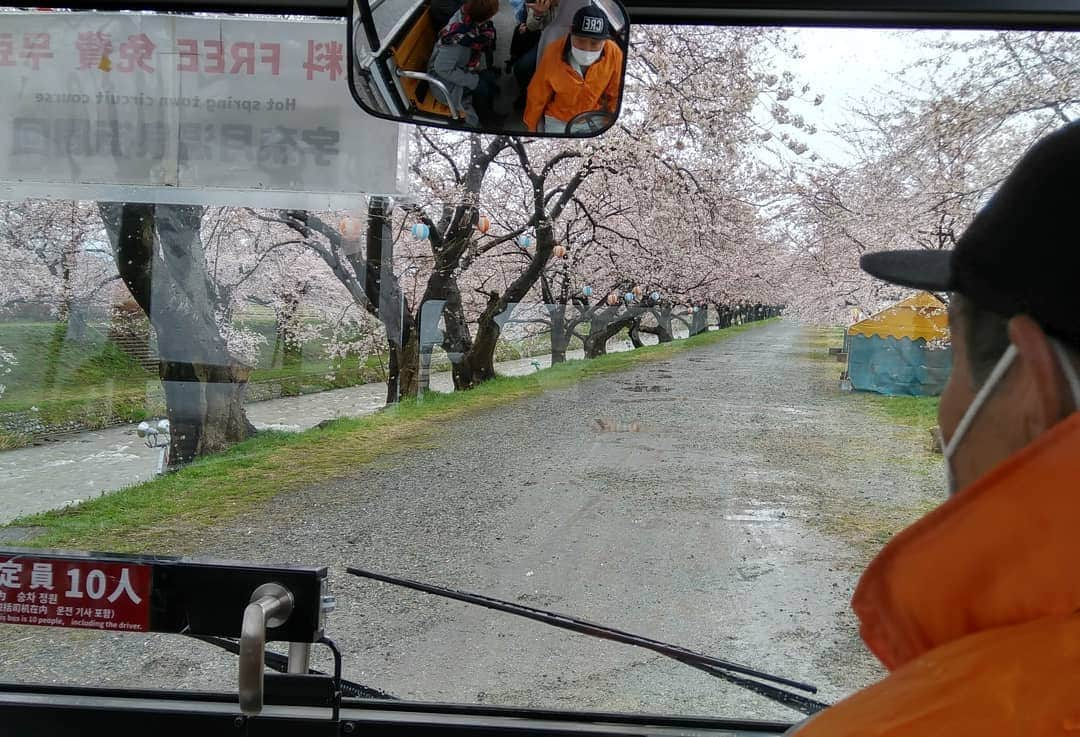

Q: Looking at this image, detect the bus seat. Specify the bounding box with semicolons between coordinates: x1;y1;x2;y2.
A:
390;7;454;117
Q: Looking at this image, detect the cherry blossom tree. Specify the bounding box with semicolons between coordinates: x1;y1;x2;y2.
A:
0;200;114;320
781;30;1080;323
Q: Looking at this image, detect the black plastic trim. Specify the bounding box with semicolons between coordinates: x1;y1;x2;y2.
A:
0;682;795;733
25;0;1080;28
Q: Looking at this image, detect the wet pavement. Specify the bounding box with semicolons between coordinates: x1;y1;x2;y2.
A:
0;347;607;523
0;321;944;722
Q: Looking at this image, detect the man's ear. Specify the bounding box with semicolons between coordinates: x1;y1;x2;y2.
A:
1008;315;1069;439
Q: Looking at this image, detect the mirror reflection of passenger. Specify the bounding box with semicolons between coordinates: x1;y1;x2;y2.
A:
510;0;528;24
509;0;561;98
429;0;465;31
523;4;623;134
427;0;501;127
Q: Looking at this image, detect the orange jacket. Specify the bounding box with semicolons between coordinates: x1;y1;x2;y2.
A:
792;412;1080;736
524;37;623;133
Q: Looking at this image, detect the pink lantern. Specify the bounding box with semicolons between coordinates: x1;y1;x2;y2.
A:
477;215;491;234
607;293;620;306
632;285;644;297
553;245;567;259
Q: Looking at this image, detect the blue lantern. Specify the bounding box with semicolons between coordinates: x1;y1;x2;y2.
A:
583;286;594;297
651;291;661;302
517;235;534;249
624;292;635;303
411;223;430;240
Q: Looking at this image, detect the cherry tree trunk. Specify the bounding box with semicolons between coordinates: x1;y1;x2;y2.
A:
690;309;709;336
161;359;254;463
462;291;503;384
550;305;571;364
584;332;608;359
363;197;420;403
437;275;477;391
386;332;420;404
655;309;675;343
100;202;255;468
585;316;621;358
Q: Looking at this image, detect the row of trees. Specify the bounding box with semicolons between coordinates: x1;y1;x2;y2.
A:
780;30;1080;322
6;27;1071;465
83;26;804;466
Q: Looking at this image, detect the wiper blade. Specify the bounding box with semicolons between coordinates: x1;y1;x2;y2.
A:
346;567;829;716
188;634;397;701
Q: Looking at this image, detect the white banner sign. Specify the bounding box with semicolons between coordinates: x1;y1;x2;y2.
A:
0;12;407;207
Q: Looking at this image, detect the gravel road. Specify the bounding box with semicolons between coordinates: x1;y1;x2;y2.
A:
0;321;943;722
0;346;609;523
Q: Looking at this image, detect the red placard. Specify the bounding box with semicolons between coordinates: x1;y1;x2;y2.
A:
0;555;151;632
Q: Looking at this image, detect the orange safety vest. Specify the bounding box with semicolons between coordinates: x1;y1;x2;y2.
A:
791;412;1080;736
523;37;623;133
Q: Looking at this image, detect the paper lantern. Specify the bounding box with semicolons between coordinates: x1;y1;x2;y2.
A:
632;285;644;297
411;223;430;240
583;286;594;297
517;235;533;249
339;217;363;240
553;245;567;259
693;306;701;313
624;292;635;303
607;293;619;306
651;291;661;302
477;215;491;234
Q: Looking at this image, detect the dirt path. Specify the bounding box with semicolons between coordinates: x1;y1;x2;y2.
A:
0;321;943;722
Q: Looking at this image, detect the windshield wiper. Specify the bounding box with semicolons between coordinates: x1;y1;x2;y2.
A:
346;567;830;716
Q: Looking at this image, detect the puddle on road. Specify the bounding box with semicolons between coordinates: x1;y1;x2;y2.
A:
724;508;787;523
736;562;775;581
622;384;672;393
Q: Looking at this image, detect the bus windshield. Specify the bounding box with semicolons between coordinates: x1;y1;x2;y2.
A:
0;7;1075;723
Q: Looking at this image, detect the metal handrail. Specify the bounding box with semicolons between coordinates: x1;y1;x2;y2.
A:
395;70;461;120
238;583;294;716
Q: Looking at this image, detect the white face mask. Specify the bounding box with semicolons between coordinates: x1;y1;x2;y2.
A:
571;45;603;67
942;339;1080;496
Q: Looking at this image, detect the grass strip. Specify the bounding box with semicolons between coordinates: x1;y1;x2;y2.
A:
4;321;772;553
861;394;940;433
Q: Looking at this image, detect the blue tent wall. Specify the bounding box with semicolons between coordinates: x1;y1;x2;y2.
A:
847;335;952;397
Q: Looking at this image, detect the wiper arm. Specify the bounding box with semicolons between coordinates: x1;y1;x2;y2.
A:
346;567;830;716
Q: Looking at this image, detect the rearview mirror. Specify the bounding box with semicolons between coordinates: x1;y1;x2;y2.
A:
349;0;629;137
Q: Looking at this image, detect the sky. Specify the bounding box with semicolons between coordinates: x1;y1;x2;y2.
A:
779;27;996;165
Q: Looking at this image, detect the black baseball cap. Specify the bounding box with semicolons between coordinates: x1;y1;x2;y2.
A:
573;5;610;39
860;120;1080;348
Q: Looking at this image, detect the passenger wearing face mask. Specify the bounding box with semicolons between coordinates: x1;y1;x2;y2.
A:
523;4;623;134
787;121;1080;736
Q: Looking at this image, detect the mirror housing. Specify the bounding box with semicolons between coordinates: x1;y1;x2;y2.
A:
348;0;630;138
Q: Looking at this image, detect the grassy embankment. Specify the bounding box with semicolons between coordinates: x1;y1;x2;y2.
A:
0;317;590;449
3;320;772;553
